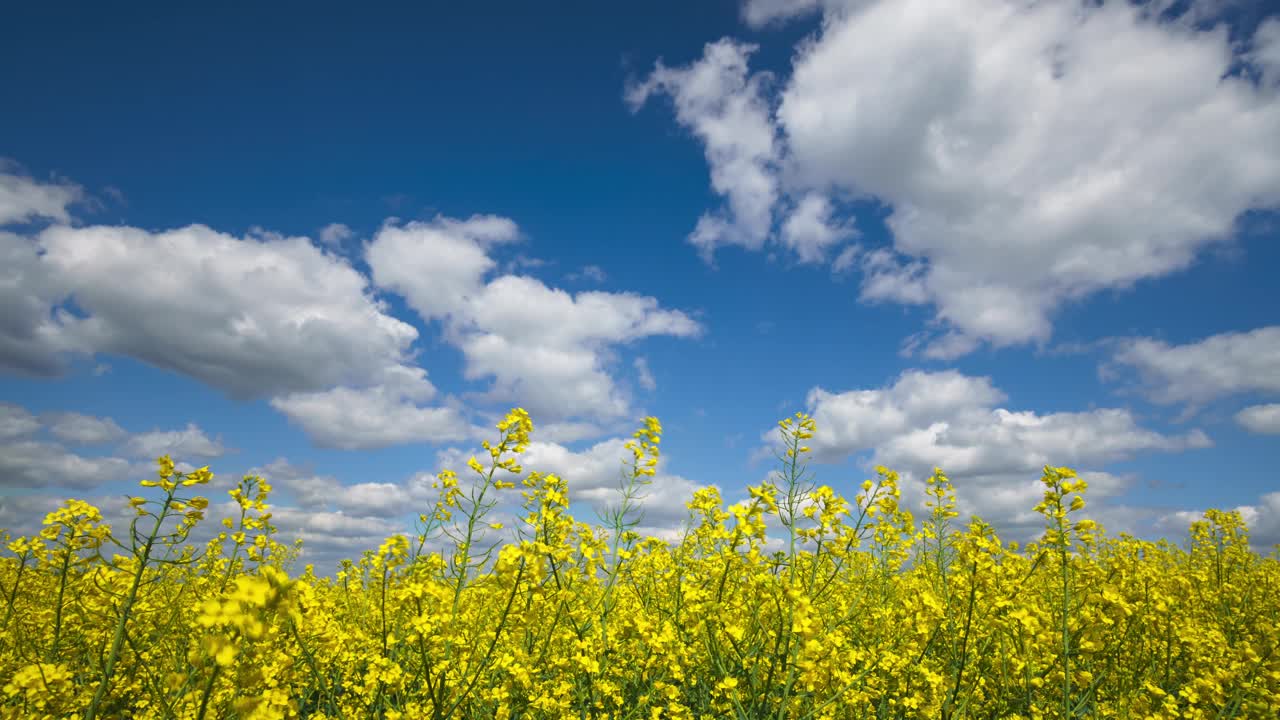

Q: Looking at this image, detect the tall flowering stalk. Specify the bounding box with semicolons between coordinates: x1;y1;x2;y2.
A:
84;456;213;720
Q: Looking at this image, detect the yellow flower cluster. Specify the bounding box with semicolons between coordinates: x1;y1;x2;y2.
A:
1;409;1277;719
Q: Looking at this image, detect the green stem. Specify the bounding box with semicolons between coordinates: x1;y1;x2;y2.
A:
1;556;27;632
48;548;74;659
83;496;170;720
440;559;526;720
1059;499;1072;718
195;666;221;720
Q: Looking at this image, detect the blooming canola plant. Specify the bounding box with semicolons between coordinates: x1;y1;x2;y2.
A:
1;410;1277;719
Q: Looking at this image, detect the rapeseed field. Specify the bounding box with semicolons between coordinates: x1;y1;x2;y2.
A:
2;410;1277;719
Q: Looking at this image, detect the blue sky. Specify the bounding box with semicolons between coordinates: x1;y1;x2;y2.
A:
2;0;1279;567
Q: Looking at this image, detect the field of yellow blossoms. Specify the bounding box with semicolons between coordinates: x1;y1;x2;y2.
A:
1;409;1277;719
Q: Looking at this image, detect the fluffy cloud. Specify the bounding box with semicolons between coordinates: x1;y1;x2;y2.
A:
1106;326;1280;406
270;366;473;450
639;0;1280;356
516;438;632;495
1229;492;1280;549
0;402;41;440
252;458;344;510
534;421;608;444
459;277;699;420
798;370;1005;461
570;265;608;283
741;0;826;27
1256;18;1280;85
366;219;700;424
251;457;419;517
0;440;136;490
0;493;139;541
366;215;522;321
9;223;420;398
0;495;64;536
4;169;699;448
0;402;222;490
0;214;489;449
744;0;1243;29
634;357;657;391
124;422;228;459
268;505;408;568
0;168;82;226
779;193;857;264
777;369;1211;536
44;411;126;445
808;0;1280;353
627;40;782;262
513;438;710;528
1236;403;1280;435
318;222;354;247
0;230;77;376
221;459;441;569
1158;490;1280;551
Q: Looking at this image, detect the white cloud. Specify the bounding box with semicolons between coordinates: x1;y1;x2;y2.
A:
1;401;238;491
537;421;608;444
124;422;228;460
639;0;1280;355
1255;18;1280;85
777;369;1211;537
215;459;434;570
1158;490;1280;551
254;457;423;518
858;247;930;306
367;220;700;423
799;369;1006;461
0;168;82;226
634;356;657;391
458;277;699;421
783;0;1280;353
334;482;418;517
0;440;136;490
465;276;699;358
4;164;700;449
578;472;707;529
780;194;857;264
16;223;420;399
1107;326;1280;406
271;366;472;450
520;438;710;528
520;438;633;495
268;505;408;568
1236;494;1280;549
0;402;40;440
252;458;345;510
913;331;982;362
1144;1;1250;26
831;245;860;274
0;231;78;376
365;215;521;321
627;39;782;263
2;403;217;490
0;495;64;536
1236;403;1280;435
318;222;354;247
44;412;126;445
0;493;140;541
741;0;826;27
570;265;608;283
0;216;480;451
